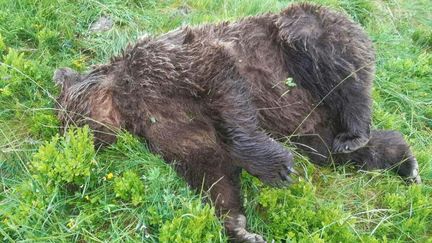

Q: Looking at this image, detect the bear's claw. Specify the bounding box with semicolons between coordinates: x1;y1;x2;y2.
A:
260;152;295;187
229;214;266;243
332;132;370;153
406;158;422;184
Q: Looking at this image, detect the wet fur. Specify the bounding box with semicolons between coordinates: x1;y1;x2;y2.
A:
54;3;420;242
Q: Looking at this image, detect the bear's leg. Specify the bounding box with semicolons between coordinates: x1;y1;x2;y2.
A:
174;148;265;242
174;148;265;243
206;166;265;243
330;83;372;154
210;77;295;186
144;113;265;242
293;128;421;183
336;130;421;183
276;3;375;153
225;213;265;243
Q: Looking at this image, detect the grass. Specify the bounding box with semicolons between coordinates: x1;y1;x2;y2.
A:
0;0;431;242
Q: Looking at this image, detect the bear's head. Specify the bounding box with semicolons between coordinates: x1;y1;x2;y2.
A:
53;66;122;145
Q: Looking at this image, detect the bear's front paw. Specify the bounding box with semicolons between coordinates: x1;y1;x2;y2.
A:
333;132;370;153
256;153;297;187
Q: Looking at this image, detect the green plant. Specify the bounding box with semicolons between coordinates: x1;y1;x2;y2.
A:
0;34;5;53
159;202;225;243
30;126;96;188
258;180;358;242
285;77;296;88
114;170;145;206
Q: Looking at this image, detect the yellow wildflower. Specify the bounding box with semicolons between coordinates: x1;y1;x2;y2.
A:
107;172;114;180
67;219;75;229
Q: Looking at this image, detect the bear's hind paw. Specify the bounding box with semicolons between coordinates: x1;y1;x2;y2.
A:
332;132;369;154
228;214;267;243
403;157;422;184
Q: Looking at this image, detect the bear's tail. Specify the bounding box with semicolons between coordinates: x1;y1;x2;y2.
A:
275;3;375;108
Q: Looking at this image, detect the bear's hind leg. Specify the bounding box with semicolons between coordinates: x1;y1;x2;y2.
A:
143;111;266;242
276;3;375;153
336;130;421;183
290;119;420;183
331;85;372;154
175;147;266;242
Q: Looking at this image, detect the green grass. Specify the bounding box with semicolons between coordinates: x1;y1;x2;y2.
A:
0;0;431;242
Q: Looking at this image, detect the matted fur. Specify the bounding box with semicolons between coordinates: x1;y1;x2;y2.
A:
54;3;420;242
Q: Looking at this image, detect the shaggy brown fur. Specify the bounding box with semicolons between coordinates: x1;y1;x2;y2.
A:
53;3;421;242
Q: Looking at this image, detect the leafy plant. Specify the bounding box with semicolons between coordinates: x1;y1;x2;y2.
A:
258;180;358;242
159;202;224;243
285;77;296;88
114;170;145;205
30;126;96;188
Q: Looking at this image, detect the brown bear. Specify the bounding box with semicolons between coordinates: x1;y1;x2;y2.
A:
53;3;421;242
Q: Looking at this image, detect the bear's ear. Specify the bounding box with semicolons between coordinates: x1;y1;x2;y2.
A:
53;67;81;90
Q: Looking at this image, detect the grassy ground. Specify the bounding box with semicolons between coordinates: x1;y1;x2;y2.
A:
0;0;431;242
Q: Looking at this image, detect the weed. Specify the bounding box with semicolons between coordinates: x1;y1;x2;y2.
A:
114;170;145;206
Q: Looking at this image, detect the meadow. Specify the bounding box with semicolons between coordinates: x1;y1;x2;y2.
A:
0;0;431;242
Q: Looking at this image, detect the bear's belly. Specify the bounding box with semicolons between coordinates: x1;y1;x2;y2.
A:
255;86;324;138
